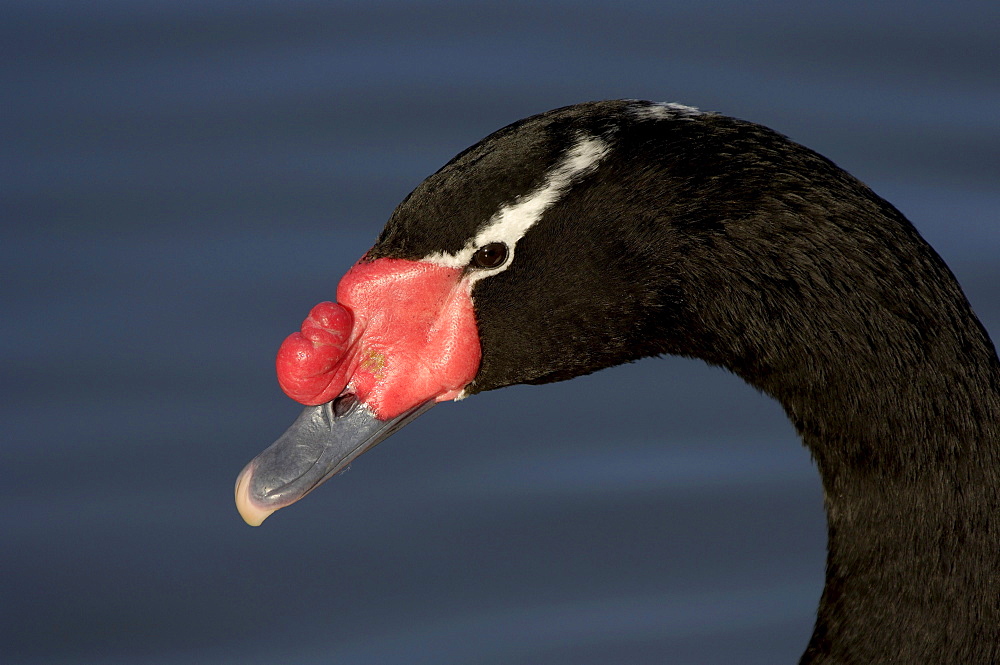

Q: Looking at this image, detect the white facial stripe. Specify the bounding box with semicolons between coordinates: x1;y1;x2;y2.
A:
423;134;611;278
631;101;703;121
473;136;609;252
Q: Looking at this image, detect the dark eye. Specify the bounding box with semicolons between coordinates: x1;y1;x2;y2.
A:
470;242;509;269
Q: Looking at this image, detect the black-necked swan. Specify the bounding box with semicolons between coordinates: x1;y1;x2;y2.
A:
235;100;1000;663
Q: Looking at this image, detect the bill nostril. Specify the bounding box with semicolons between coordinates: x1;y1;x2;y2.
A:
332;393;358;417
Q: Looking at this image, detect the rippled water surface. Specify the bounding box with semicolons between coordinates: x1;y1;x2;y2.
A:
4;2;998;663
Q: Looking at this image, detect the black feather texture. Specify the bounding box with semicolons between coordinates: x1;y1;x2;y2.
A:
369;100;1000;664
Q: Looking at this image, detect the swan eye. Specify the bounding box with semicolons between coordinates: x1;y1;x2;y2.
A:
470;242;509;269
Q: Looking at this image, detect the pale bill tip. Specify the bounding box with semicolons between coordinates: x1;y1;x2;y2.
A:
234;463;276;527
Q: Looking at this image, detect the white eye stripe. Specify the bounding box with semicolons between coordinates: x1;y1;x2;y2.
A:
422;133;611;281
630;100;704;121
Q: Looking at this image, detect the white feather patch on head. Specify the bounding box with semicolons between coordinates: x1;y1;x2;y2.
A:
422;133;611;282
631;100;704;121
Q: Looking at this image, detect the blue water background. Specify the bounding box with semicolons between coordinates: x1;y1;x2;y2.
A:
3;2;998;663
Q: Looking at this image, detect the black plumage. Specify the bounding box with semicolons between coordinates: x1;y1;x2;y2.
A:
369;100;1000;663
